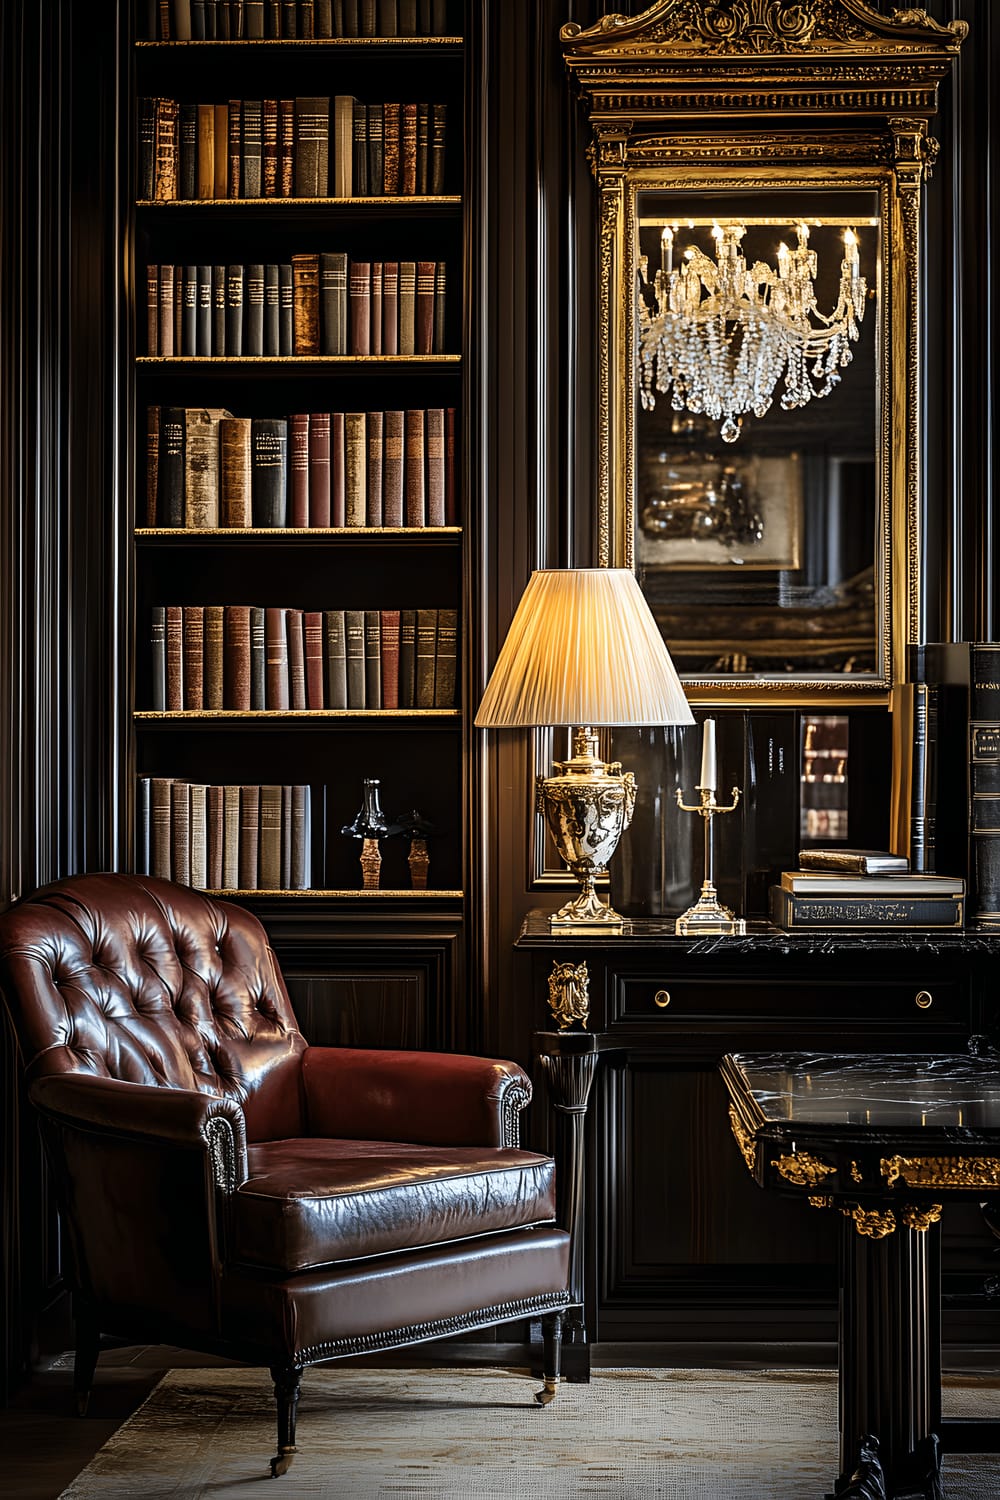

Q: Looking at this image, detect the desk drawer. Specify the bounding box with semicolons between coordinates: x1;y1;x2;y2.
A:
612;973;966;1027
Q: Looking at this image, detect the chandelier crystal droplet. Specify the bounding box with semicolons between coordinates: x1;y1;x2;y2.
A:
638;221;866;443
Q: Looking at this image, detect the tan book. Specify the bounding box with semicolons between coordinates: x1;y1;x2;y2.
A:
207;784;225;889
433;607;457;706
150;777;174;879
415;260;435;354
158;263;175;356
189;783;208;889
404;408;425;525
171;780;191;885
153;97;179;201
262;98;279;197
366;409;383;525
182;605;205;709
204;604;224;709
213;103;229;198
383;409;404;525
197;104;215;198
398;260;415;355
223;604;251;709
279;98;295;198
332;94;356;197
219;416;252;526
400;101;417;194
287;608;306;709
265;607;290;709
259;785;283;888
425;407;445;526
382;101;400;193
291;252;320;355
184;407;233;528
146;265;159;356
344;412;367;526
222;784;241;888
415;607;437;707
239;784;260;889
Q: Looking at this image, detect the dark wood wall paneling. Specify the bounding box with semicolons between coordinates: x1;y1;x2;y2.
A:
0;0;122;1401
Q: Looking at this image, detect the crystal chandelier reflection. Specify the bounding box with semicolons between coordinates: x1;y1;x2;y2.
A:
638;220;866;443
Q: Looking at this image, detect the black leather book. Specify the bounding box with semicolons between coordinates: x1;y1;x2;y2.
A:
245;263;265;356
320;251;347;355
242;99;263;199
182;265;198;355
212;264;226;354
250;417;287;525
158;406;186;527
263;264;280;356
345;609;365;707
278;263;293;355
179;102;197;199
226;264;244;355
196;265;212;355
364;610;381;708
250;607;266;709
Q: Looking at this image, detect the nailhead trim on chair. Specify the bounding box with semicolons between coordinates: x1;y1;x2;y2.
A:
500;1079;531;1149
204;1115;241;1194
294;1290;571;1365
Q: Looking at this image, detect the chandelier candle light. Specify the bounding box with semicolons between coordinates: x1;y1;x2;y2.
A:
475;568;694;929
638;218;867;442
675;717;745;937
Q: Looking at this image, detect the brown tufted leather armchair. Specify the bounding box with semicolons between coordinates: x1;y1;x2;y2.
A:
0;873;569;1476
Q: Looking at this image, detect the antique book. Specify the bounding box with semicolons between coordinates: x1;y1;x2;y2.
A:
304;611;324;707
398;260;415;354
349;260;371;354
332;95;356;198
197;104;215;197
263;263;280;355
364;610;382;707
219;415;252;526
279;98;295;197
146;263;159;354
136;776;151;876
433;259;446;352
259;784;283;888
798;848;909;875
366;409;383;525
157;262;175;356
769;886;964;931
289;412;310;527
222;783;241;888
145;404;160;525
196;263;213;353
398;0;416;33
404;408;425;525
182;605;205;709
223;603;252;709
189;783;208;889
316;0;333;34
204;604;225;709
138;98;156;199
425;407;445;526
444;405;456;524
150;606;166;710
324;608;347;707
359;0;375;34
413;259;434;352
320;251;348;355
181;264;198;355
206;784;225;888
382;101;400;193
295;96;330;197
264;606;290;709
429;101;447;193
291;253;320;355
370;261;382;355
341;0;360;33
377;0;398;34
352;101;368;195
400;102;417;194
279;261;294;353
416;101;430;195
380;608;400;709
281;0;298;33
251;418;288;526
153;97;179;201
262;98;279;196
214;103;229;195
345;608;366;707
246;0;266;34
226;263;244;355
171;781;191;886
415;607;437;707
367;103;383;195
280;783;293;887
331;411;346;525
239;783;260;889
781;870;962;896
165;605;184;709
178;103;196;198
304;412;330;526
344;412;367;525
227;98;241;197
173;0;193;36
212;263;226;354
158;407;186;526
398;608;416;707
245;263;265;355
184;407;232;527
287;607;306;709
290;784;311;888
382;260;398;354
150;778;173;879
250;605;266;708
433;606;457;706
382;409;404;525
242;98;263;198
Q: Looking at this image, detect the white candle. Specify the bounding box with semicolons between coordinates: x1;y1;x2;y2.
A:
699;717;717;792
661;225;673;277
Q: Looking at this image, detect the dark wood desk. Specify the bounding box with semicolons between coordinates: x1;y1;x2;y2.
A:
721;1048;1000;1499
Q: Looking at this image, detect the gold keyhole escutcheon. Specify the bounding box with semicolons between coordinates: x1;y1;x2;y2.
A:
915;991;933;1010
654;989;671;1008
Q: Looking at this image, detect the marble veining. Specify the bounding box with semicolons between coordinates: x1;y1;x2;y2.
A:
731;1049;1000;1131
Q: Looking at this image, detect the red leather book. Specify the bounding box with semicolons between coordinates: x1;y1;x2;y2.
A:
444;405;457;524
287;608;306;709
366;410;384;525
331;411;346;525
404;408;425;525
182;604;205;710
370;261;383;354
304;611;324;707
264;606;290;709
382;260;398;354
349;260;371;354
207;784;225;888
308;412;331;526
415;259;435;353
239;784;260;889
380;608;400;708
289;412;310;526
383;409;404;525
223;604;252;709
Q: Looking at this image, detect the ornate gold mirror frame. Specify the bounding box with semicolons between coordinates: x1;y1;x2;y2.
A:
563;0;965;704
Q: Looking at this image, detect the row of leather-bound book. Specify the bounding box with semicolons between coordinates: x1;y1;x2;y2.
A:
140;96;447;201
137;778;313;891
150;604;458;710
144;0;450;41
145;256;446;356
144;405;457;528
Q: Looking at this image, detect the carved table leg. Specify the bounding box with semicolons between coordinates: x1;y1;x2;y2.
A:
835;1218;941;1500
534;1309;564;1406
269;1363;304;1477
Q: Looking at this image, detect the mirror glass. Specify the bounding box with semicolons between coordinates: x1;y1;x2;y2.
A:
633;186;881;681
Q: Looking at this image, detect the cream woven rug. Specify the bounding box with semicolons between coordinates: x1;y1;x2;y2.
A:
58;1365;1000;1498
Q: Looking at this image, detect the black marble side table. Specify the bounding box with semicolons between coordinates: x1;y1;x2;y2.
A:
721;1048;1000;1499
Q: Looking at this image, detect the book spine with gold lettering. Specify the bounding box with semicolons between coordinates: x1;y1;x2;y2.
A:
264;606;289;709
415;607;437;708
769;885;963;930
400;101;417;194
382;101;400;193
291;252;320;355
308;412;331;526
251;417;288;526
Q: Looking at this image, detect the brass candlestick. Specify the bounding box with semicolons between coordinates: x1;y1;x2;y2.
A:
674;784;746;936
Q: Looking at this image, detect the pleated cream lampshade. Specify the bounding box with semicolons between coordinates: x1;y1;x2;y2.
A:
474;568;694;729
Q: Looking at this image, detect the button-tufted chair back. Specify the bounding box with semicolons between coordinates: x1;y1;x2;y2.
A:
0;872;308;1141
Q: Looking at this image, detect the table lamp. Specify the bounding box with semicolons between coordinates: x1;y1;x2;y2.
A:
475;568;694;929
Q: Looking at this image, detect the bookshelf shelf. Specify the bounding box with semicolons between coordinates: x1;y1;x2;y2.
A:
136;38;463;49
134;710;461;727
136;356;460;371
135;526;461;540
136;196;461;210
206;888;464;898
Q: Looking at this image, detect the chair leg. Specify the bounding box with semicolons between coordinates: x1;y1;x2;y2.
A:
534;1310;563;1406
268;1364;304;1477
73;1305;100;1417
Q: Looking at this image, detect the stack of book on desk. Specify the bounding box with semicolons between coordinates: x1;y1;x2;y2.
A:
769;848;965;930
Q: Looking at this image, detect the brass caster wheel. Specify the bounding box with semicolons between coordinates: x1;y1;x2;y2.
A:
534;1378;559;1406
269;1447;296;1477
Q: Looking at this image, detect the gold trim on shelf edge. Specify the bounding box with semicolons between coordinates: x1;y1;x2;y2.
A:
547;960;590;1031
850;1161;864;1183
899;1204;943;1231
841;1206;897;1239
135;354;461;364
136;37;463;47
808;1195;833;1209
881;1155;1000;1189
728;1106;756;1173
772;1151;836;1188
137;196;462;207
134;709;460;719
134;527;462;537
203;888;464;899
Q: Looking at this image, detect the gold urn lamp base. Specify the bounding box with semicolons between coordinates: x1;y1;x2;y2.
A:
538;727;636;930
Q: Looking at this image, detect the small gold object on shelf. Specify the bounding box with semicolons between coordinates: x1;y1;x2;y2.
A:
547;961;590;1032
675;718;745;936
772;1151;836;1189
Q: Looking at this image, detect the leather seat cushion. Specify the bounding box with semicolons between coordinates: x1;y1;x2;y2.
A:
233;1138;558;1272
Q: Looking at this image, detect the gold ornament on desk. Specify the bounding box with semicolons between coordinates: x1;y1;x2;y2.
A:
674;717;746;936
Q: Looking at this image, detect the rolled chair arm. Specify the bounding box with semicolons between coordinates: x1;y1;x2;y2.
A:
301;1048;532;1148
29;1073;249;1190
